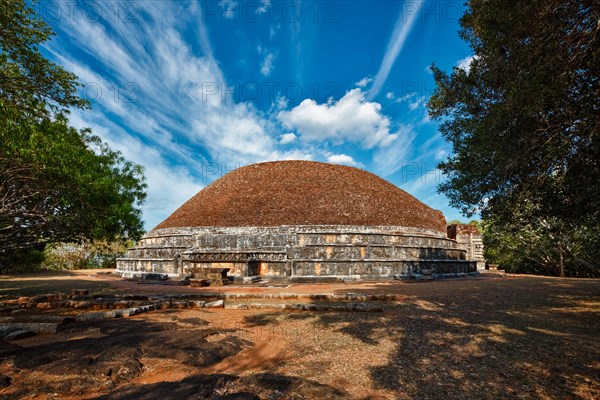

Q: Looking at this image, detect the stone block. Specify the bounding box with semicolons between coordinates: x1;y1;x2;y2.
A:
76;310;116;321
205;300;224;308
0;322;58;334
2;329;35;341
73;301;92;309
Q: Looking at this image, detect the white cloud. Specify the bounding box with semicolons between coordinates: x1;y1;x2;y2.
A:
274;150;314;161
278;88;398;149
279;132;297;144
456;55;477;71
382;90;425;108
275;96;288;110
327;154;364;167
260;52;275;76
392;92;416;104
193;102;275;161
368;0;424;99
355;76;373;88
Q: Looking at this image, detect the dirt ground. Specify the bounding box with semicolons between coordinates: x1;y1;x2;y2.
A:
1;271;599;399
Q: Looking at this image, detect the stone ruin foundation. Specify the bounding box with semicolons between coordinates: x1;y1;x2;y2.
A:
116;225;477;281
447;224;486;270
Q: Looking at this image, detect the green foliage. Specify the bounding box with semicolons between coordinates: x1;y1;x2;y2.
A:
0;1;147;272
446;219;465;226
447;219;482;231
467;220;483;234
0;248;45;274
0;0;89;115
483;215;600;278
428;0;600;276
0;102;147;262
43;240;129;270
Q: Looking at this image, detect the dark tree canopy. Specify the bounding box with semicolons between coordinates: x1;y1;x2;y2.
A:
0;0;88;115
428;0;599;276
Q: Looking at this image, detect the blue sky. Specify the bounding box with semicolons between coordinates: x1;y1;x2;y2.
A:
39;0;474;230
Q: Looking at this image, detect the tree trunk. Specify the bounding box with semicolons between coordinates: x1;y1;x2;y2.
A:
558;242;565;277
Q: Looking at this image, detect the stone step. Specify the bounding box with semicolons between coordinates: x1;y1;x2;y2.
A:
242;275;261;283
289;275;362;283
224;302;384;312
0;315;75;325
0;322;58;334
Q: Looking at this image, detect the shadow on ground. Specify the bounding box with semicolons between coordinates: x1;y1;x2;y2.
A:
0;316;347;399
0;270;111;298
243;276;600;399
91;372;347;400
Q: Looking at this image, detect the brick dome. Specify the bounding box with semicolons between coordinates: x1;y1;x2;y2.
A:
154;161;446;232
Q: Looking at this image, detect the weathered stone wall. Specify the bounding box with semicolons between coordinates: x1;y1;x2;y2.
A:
116;225;477;280
447;224;486;270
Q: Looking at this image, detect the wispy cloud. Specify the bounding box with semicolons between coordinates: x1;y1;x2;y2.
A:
67;110;202;230
408;96;427;111
259;51;276;76
219;0;237;19
355;76;373;88
269;23;281;40
258;0;272;14
372;124;416;177
45;1;309;228
368;0;424;99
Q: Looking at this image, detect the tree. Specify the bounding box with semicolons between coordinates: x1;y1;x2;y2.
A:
43;240;132;270
0;0;146;271
0;103;146;265
0;0;88;115
428;0;600;276
483;208;599;277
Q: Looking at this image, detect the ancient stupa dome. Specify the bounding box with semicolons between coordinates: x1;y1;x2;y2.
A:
155;161;446;232
119;161;479;281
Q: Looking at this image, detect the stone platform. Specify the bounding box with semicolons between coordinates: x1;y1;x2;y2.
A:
116;225;478;281
188;267;230;287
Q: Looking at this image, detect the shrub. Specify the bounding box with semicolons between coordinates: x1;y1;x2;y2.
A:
42;240;129;270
